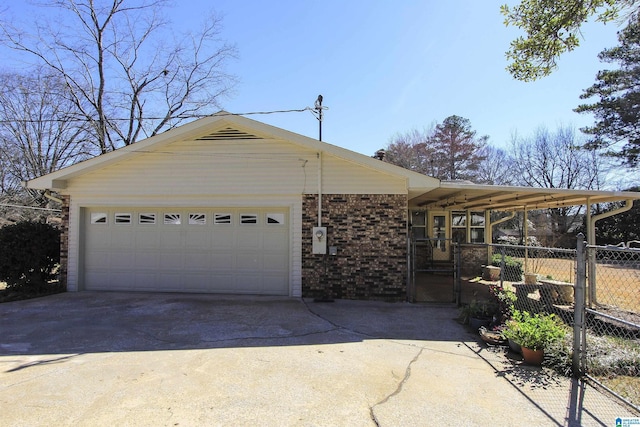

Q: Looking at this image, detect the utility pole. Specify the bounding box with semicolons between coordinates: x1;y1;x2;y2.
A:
313;95;327;141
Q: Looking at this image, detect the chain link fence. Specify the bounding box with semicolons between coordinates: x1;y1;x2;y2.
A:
484;240;640;413
584;244;640;412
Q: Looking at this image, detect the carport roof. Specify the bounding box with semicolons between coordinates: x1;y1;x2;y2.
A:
411;181;640;211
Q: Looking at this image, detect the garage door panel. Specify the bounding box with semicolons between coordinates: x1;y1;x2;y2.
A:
184;252;213;270
110;230;135;249
84;250;111;268
159;252;185;270
185;230;212;250
262;275;289;294
263;253;288;272
83;207;289;295
263;231;287;248
210;253;235;269
159;230;184;249
236;230;261;249
135;252;160;268
136;231;160;249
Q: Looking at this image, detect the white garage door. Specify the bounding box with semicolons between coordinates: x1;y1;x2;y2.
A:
82;207;290;295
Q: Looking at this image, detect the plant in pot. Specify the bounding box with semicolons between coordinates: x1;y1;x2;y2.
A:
461;300;498;330
502;310;565;365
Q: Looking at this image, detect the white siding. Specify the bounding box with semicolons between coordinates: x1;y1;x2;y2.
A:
63;139;407;197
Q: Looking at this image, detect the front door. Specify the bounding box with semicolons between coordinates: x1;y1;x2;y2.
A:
429;212;450;261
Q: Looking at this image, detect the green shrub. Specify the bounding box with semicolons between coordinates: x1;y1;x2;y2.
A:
491;254;523;282
502;310;566;351
0;221;60;291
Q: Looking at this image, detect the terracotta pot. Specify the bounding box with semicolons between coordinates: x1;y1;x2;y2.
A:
521;347;544;365
524;273;537;285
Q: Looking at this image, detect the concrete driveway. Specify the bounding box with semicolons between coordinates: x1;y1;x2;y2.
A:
0;293;632;426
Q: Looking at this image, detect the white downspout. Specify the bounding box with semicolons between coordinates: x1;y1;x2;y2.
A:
317;152;322;227
487;211;517;265
588;198;634;246
524;207;529;273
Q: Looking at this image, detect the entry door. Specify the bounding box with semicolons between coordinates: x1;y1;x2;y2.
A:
429;212;450;261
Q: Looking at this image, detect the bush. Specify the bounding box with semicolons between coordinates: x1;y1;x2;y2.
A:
502;310;566;351
491;254;523;282
0;221;60;291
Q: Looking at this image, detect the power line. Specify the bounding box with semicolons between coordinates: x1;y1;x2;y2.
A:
0;107;314;124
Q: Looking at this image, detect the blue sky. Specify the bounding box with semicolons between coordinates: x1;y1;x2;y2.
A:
2;1;623;157
170;0;621;156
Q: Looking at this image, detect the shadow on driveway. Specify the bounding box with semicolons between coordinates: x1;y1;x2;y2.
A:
0;292;466;355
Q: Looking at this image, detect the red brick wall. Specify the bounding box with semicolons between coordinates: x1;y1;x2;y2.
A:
302;194;408;301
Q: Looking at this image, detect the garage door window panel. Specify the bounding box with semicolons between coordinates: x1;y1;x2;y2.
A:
90;212;108;224
115;213;132;225
214;213;232;225
189;213;206;225
266;213;285;225
139;213;156;224
240;214;258;224
164;213;182;225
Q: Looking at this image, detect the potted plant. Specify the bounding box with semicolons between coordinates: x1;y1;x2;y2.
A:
502;310;565;365
461;300;498;330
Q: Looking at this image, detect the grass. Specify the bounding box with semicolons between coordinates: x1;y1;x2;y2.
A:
543;330;640;407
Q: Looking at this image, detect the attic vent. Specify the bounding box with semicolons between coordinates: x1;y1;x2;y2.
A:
196;127;262;141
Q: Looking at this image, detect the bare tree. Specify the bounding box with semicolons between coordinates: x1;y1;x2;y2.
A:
383;127;436;174
0;0;237;154
510;124;606;245
475;146;516;185
0;71;91;204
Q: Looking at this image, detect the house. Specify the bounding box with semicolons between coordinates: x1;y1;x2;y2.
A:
26;113;640;301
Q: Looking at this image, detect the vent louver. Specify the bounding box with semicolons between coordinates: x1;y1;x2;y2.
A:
196;127;262;141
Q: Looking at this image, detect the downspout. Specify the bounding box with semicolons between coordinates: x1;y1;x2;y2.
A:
588;198;634;246
524;207;529;274
587;198;634;307
487;210;517;265
317;152;322;227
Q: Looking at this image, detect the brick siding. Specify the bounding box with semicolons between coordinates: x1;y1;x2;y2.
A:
302;194;408;301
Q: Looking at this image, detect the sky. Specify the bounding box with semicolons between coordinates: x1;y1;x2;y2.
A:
1;1;624;157
168;0;622;156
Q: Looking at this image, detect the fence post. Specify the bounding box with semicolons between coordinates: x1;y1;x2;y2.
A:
455;242;461;306
499;246;505;287
573;233;587;377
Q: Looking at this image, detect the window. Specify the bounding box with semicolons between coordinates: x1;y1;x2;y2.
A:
189;213;206;225
214;213;232;225
90;212;107;224
470;211;485;243
451;211;485;243
114;213;132;224
164;213;181;225
411;211;426;239
139;213;156;224
266;213;285;225
240;214;258;224
451;211;466;243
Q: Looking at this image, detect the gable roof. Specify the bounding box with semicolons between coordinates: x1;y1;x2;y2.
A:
26;112;439;196
25;111;640;210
